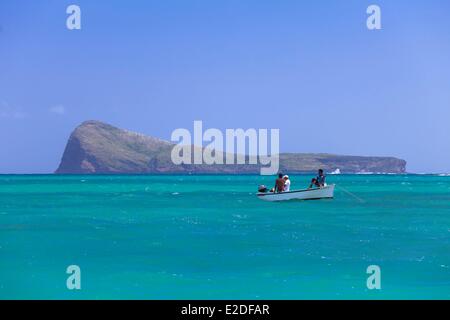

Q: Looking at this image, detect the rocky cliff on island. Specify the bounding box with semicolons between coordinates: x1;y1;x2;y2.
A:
55;121;407;174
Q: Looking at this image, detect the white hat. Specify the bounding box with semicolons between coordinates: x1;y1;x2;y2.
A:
283;175;289;179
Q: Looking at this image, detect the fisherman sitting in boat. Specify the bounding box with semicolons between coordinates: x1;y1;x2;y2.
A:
274;173;286;193
283;175;291;192
309;169;326;189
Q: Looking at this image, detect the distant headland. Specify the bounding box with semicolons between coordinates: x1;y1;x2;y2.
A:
55;121;407;174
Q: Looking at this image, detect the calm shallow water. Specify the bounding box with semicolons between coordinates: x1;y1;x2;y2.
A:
0;174;449;299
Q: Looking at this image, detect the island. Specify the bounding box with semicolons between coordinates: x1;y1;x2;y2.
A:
55;120;407;174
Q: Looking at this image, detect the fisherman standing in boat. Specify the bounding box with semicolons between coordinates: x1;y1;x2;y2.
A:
309;169;326;189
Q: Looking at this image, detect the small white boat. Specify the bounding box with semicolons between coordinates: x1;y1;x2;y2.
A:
257;184;335;202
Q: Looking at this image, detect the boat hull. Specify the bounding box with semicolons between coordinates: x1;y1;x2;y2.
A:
257;184;335;202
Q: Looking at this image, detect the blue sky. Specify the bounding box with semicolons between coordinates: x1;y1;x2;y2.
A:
1;0;450;173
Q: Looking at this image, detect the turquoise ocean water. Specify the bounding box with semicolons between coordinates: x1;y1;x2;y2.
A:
0;174;449;299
